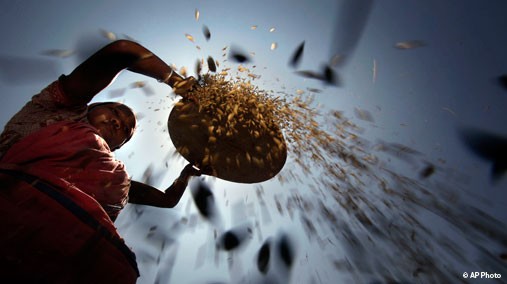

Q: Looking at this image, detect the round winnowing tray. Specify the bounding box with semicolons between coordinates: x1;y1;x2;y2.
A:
168;100;287;183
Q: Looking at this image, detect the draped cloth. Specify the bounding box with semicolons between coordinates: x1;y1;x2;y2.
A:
0;79;89;159
0;121;138;282
0;121;130;220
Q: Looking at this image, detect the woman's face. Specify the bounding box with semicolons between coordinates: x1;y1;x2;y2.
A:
87;103;135;150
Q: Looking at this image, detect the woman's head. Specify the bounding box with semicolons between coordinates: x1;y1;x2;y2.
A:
87;102;136;150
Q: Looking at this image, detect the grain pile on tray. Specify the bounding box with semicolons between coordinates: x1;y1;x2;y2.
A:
168;69;337;183
179;72;285;148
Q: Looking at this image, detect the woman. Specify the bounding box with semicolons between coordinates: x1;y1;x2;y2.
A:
0;40;201;282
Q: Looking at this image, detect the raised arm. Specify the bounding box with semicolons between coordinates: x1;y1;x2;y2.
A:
60;40;194;102
128;164;201;208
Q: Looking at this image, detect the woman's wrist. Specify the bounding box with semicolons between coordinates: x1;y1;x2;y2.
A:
159;69;174;85
165;176;186;192
178;173;191;183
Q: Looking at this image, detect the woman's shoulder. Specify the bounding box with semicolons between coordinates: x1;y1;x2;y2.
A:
33;76;89;109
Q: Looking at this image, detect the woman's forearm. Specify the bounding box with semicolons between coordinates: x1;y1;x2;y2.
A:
124;47;184;87
163;174;192;206
128;164;199;207
128;171;191;208
61;40;182;101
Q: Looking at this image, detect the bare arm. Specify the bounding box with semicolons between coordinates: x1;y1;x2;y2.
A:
60;40;193;102
128;164;201;208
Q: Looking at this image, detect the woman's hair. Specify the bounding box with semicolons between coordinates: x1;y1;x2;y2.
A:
88;102;137;148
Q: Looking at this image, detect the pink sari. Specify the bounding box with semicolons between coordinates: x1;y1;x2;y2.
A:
0;121;138;282
0;121;130;220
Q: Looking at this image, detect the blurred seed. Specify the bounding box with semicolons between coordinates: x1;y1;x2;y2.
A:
236;155;241;167
174;80;187;89
185;33;195;43
130;81;146;88
220;231;240;250
323;65;338;85
278;233;294;268
289;41;305;68
251;25;258;30
217;225;252;251
394;40;426;50
354;107;374;122
196;59;202;79
273;137;283;149
195;9;200;21
179;66;187;77
229;47;251;63
253;157;264;168
307;88;322;93
202;154;210;165
230;53;249;63
257;239;271;274
420;164;435;179
269;27;276;32
202;25;211;41
207;56;217;72
40;49;75;58
248;73;259;79
190;179;216;220
227;113;235;121
294;70;323;80
238;65;248;72
270;42;278;50
100;29;117;41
